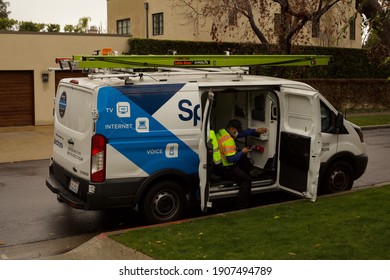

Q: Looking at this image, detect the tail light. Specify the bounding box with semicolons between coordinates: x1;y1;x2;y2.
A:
91;134;106;182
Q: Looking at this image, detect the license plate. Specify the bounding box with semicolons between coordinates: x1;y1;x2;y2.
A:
69;178;79;193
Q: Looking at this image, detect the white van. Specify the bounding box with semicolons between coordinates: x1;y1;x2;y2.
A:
46;70;368;224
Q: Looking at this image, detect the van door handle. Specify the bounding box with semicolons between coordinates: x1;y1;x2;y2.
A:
68;139;74;145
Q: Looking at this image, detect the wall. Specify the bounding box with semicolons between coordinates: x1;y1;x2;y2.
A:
107;0;362;49
107;0;146;38
0;32;129;125
301;79;390;111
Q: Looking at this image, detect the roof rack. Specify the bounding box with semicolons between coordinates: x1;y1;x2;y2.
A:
87;69;249;83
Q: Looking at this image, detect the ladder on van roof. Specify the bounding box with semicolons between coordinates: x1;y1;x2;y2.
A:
55;52;331;71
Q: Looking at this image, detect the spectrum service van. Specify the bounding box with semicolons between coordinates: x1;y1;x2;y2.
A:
46;54;368;224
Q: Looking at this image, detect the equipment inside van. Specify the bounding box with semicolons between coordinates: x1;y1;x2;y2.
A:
46;53;368;224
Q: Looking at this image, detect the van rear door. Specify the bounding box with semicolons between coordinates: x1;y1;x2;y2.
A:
53;82;94;182
277;86;322;201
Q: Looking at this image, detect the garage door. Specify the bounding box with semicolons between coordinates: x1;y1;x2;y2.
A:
0;71;34;127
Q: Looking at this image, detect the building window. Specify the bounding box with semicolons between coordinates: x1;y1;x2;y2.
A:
274;13;292;37
229;10;238;26
153;13;164;36
274;13;281;35
349;17;356;40
312;18;320;38
117;18;130;35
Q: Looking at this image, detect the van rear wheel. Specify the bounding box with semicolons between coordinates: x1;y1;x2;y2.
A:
140;181;186;224
321;161;354;194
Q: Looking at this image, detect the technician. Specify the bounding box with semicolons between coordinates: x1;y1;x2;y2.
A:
217;119;267;209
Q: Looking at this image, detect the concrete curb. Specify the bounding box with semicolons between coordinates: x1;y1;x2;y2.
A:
40;233;153;260
361;124;390;130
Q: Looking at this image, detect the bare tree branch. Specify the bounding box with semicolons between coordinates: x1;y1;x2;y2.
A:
173;0;355;54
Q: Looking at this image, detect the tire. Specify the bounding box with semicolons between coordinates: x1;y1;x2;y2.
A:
140;181;187;224
320;160;354;194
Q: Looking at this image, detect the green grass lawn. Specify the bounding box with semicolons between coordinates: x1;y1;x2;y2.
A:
346;113;390;127
111;185;390;260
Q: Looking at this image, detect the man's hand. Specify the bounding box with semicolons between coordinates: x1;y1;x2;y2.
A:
256;127;268;134
242;147;251;154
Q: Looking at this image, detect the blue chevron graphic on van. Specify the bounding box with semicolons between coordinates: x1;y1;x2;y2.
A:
96;85;198;175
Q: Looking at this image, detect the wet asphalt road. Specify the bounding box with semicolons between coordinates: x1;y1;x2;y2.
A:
0;128;389;249
0;160;142;247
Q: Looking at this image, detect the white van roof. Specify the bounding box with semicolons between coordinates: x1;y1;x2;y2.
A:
60;72;316;92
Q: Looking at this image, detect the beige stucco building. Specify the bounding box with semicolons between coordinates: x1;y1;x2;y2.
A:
107;0;362;49
0;32;129;127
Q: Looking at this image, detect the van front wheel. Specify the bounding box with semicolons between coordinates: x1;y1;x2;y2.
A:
321;161;354;194
140;181;186;224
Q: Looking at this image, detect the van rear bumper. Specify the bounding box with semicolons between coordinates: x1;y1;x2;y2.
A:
46;161;146;210
46;176;87;209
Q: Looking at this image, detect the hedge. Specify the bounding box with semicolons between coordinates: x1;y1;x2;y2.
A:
128;38;389;79
127;39;389;111
299;79;390;111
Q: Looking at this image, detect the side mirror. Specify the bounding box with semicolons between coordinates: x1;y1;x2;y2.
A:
334;112;344;134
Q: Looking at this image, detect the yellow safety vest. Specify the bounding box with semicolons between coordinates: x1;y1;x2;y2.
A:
216;128;236;166
210;130;222;165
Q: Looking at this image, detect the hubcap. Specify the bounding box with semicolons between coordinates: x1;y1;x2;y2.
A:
152;191;177;217
330;170;347;190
